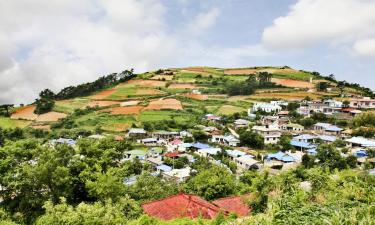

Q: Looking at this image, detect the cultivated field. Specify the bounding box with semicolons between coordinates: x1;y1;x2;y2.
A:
90;89;116;100
0;116;31;128
144;98;183;110
150;75;174;81
271;78;313;88
183;93;208;100
168;83;196;89
35;111;67;122
86;100;120;108
217;105;247;115
11;105;38;120
101;106;144;115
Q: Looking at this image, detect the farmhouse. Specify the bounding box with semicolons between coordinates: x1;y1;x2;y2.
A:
281;123;304;132
252;124;281;144
346;136;375;148
211;135;240;146
313;123;342;135
250;102;282;113
162;167;191;182
127;128;147;139
349;97;375;109
234;155;261;170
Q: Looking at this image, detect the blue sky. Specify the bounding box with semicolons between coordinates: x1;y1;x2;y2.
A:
0;0;375;104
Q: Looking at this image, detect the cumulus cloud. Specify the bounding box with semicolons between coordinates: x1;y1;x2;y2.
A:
353;38;375;57
187;7;220;36
262;0;375;56
0;0;177;104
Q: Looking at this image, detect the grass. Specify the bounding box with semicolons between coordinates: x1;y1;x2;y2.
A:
75;112;136;132
138;110;192;122
54;98;90;113
0;117;31;129
217;105;247;115
105;86;164;100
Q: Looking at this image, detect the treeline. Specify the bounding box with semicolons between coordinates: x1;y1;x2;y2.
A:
226;72;283;96
33;69;135;114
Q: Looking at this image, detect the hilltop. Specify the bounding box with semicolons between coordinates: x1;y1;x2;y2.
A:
1;66;372;132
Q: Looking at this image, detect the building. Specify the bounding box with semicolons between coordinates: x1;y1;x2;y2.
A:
212;195;251;217
251;102;282;113
252;124;281;144
266;151;295;163
152;131;179;140
235;155;261;170
234;119;250;128
162;167;191;182
313;123;343;135
226;150;247;160
281;123;304;132
349;97;375;109
211;135;240;147
140;138;159;146
127;128;147;139
346;136;375;148
142;193;223;220
196;148;221;158
293;134;316;143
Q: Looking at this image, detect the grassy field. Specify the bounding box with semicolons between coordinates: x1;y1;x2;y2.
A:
54;98;90;113
0;117;32;129
217;105;247;115
138;110;192;123
75;112;136;132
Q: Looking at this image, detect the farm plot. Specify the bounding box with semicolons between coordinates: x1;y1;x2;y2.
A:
105;87;164;100
168;83;196;89
90;89;116;100
218;105;247;115
224;68;257;75
11;105;38;120
271;78;313;88
183;93;208;100
54;99;91;113
144;98;183;110
150;75;174;81
0;116;31;128
123;79;166;87
120;101;140;106
138;110;191;123
100;106;144;115
36;112;67;122
87;101;120;108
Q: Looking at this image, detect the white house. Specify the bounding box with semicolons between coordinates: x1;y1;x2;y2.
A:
250;102;282;113
234;155;261;170
162;167;191;182
211;135;240;147
349;97;375;109
346;136;375;148
281;123;304;132
234;119;250;128
313;123;342;135
196;148;221;158
252;124;281;144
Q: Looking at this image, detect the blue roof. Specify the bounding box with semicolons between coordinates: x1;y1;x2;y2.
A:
192;142;210;149
226;150;246;158
307;148;317;155
294;134;315;140
267;151;295;162
290;140;315;149
200;148;221;155
156;164;172;172
180;143;192;148
326;126;343;132
318;135;337;142
355;150;368;158
52;138;76;146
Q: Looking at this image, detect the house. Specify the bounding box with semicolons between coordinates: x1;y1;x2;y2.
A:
162;167;191;182
290;140;317;151
234;119;250;128
124;150;147;160
277;111;289;118
191;142;211;150
307;102;326;113
164;152;180;159
180;130;193;138
152;131;179;140
141;193;224;220
346;136;375;148
270;100;288;107
156;164;172;173
313;123;342;135
293;134;316;143
204;114;222;121
252;124;281;144
266;151;295;163
166;138;183;151
212;195;251;217
211;135;240;147
226;150;247;160
349;97;375;109
234;155;261;170
127;128;147;139
317;135;337;143
177;143;192;152
296;106;311;116
140;138;159;146
50;138;76;146
323;99;343;108
196;148;221;158
281;123;304;132
251;102;282;113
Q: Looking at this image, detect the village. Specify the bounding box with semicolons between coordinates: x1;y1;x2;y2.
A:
47;96;375;220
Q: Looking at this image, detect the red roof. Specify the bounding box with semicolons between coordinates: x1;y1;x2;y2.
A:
213;195;251;217
170;138;182;145
142;193;224;220
164;152;179;158
342;107;355;113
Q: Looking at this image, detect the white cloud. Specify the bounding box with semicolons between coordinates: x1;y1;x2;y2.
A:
353;38;375;57
187;7;220;36
0;0;177;104
262;0;375;56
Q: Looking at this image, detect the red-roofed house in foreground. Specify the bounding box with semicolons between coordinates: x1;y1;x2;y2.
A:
212;195;251;217
142;193;225;220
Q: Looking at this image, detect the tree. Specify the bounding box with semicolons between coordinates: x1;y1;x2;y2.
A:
0;104;14;117
342;100;350;108
239;131;264;149
185;166;236;200
316;82;328;92
279;134;292;151
34;98;55;114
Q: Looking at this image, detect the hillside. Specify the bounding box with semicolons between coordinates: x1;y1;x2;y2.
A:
1;66;369;132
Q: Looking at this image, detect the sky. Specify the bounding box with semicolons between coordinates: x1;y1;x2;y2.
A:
1;0;375;104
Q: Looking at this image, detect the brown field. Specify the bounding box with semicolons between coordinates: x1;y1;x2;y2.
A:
136;88;164;95
271;78;313;88
150;75;174;81
120;100;140;106
87;100;121;108
11;105;38;120
90;89;116;100
144;98;183;110
224;69;257;75
168;83;196;89
183;93;208;100
36;112;67;122
250;91;325;100
101;106;144;115
124;79;166;87
110;123;131;132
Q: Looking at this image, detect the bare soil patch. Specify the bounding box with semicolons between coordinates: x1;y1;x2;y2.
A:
36;112;67;122
150;75;174;81
90;89;116;100
101;106;144;115
120;101;140;107
87;101;121;108
183;93;208;100
271;78;313;88
144;98;183;110
31;124;51;130
11;105;38;120
168;83;196;89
